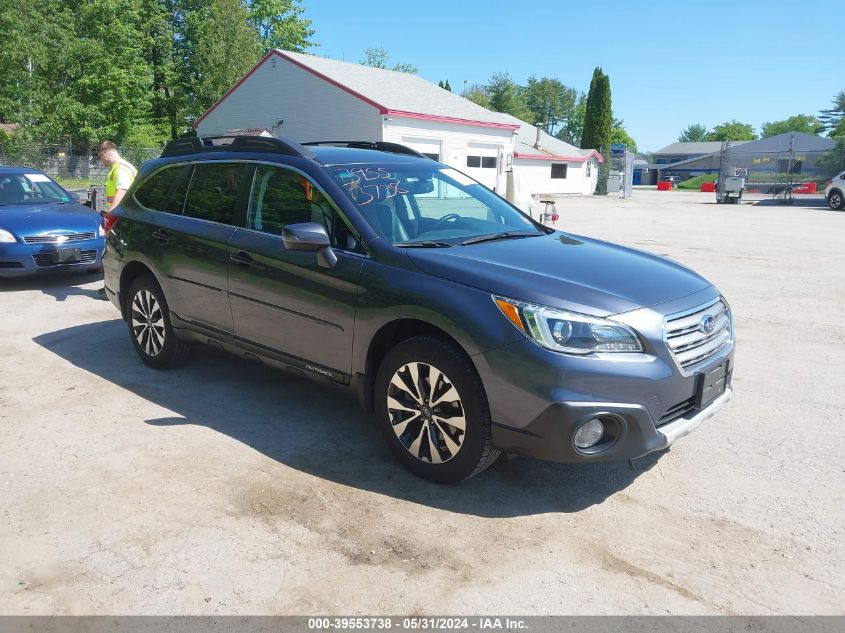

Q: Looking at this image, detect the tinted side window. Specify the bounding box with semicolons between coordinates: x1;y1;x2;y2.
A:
183;163;247;225
248;165;362;252
134;166;187;212
163;168;190;215
248;165;314;234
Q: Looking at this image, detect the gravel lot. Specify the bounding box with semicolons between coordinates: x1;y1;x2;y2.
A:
1;189;842;615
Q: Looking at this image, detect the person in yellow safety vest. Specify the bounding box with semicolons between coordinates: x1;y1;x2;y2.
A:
95;141;137;299
97;140;137;213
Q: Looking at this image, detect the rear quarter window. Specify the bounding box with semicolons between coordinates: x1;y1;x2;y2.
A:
134;166;190;213
183;163;248;225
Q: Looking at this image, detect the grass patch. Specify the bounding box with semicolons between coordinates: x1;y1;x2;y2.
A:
54;177;102;191
677;174;718;190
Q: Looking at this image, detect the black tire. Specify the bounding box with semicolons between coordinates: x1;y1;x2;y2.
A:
126;274;192;369
829;190;844;210
374;336;500;483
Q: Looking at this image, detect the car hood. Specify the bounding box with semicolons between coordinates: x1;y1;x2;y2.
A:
0;203;101;236
406;232;713;316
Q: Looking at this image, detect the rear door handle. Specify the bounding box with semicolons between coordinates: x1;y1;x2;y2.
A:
151;229;170;243
229;250;255;266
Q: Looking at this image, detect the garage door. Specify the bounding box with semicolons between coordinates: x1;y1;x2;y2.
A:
400;137;442;162
464;143;499;190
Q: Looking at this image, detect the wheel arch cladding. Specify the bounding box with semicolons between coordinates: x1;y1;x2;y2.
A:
119;261;157;319
362;319;475;411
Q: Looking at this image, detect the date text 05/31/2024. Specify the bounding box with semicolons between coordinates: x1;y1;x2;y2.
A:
307;617;528;630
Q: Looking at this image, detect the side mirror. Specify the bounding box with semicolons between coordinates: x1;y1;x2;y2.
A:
281;222;337;269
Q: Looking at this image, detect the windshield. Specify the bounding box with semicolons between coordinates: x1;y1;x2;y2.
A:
0;173;70;205
330;164;543;245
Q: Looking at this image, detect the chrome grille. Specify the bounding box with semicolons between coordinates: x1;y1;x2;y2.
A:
665;299;732;370
23;232;97;244
32;249;98;268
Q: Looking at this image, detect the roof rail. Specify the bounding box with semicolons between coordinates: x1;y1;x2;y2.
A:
161;135;313;159
302;141;432;160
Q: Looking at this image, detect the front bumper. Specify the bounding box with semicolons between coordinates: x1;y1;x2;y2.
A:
491;385;733;463
478;318;734;463
657;386;732;448
0;240;103;277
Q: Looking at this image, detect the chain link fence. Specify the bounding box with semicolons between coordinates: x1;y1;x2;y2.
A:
0;142;161;185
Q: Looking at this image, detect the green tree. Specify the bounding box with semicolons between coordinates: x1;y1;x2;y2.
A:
610;125;637;154
581;67;612;194
0;0;156;146
761;114;824;138
361;47;417;74
438;80;444;88
555;92;586;146
444;79;452;92
462;84;491;109
137;0;183;141
245;0;314;53
524;76;577;133
820;90;845;137
485;73;531;121
707;120;757;141
816;137;845;178
678;123;709;142
191;0;262;118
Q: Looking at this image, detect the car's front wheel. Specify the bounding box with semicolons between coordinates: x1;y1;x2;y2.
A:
126;274;192;369
829;190;844;210
374;336;500;483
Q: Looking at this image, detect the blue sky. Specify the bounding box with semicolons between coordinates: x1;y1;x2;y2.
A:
300;0;840;152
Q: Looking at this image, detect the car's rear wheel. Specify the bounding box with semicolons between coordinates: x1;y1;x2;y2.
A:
374;336;500;483
829;190;844;210
126;274;192;369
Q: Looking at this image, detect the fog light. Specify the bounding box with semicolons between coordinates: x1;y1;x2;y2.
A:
574;418;605;449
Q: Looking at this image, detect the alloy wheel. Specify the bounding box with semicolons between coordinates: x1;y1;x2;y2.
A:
831;192;843;209
131;289;166;357
386;362;466;464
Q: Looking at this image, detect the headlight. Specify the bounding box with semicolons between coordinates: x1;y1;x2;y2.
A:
0;227;16;243
98;223;105;237
493;295;643;354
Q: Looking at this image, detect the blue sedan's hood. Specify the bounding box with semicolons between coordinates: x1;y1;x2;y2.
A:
0;203;101;236
406;232;713;316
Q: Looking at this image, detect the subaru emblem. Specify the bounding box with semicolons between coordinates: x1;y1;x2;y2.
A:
700;315;716;334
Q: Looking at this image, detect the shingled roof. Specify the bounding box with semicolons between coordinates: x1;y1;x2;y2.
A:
196;49;520;130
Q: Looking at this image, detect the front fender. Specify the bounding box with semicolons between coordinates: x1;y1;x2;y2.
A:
351;258;523;377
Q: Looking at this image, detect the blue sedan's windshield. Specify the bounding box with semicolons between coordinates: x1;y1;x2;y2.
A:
0;173;70;205
330;164;543;245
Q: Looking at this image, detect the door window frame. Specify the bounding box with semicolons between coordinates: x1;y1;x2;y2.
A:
241;161;369;257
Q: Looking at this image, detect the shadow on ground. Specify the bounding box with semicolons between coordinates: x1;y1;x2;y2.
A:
749;197;832;210
0;270;103;302
34;319;663;517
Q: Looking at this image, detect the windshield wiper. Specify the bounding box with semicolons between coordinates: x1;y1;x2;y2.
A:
461;231;541;246
393;240;454;248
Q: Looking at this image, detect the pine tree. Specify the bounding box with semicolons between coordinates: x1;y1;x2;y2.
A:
581;67;612;195
444;80;452;92
438;80;444;88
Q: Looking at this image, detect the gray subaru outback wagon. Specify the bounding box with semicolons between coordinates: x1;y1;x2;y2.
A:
103;136;734;483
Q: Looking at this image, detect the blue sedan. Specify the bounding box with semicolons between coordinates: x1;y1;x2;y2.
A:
0;166;105;277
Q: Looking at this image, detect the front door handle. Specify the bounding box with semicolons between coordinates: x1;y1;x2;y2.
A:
151;229;170;243
229;250;255;266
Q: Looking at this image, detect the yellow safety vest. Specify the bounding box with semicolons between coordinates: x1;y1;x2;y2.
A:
105;159;137;210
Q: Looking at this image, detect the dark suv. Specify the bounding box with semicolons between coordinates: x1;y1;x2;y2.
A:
103;136;734;483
